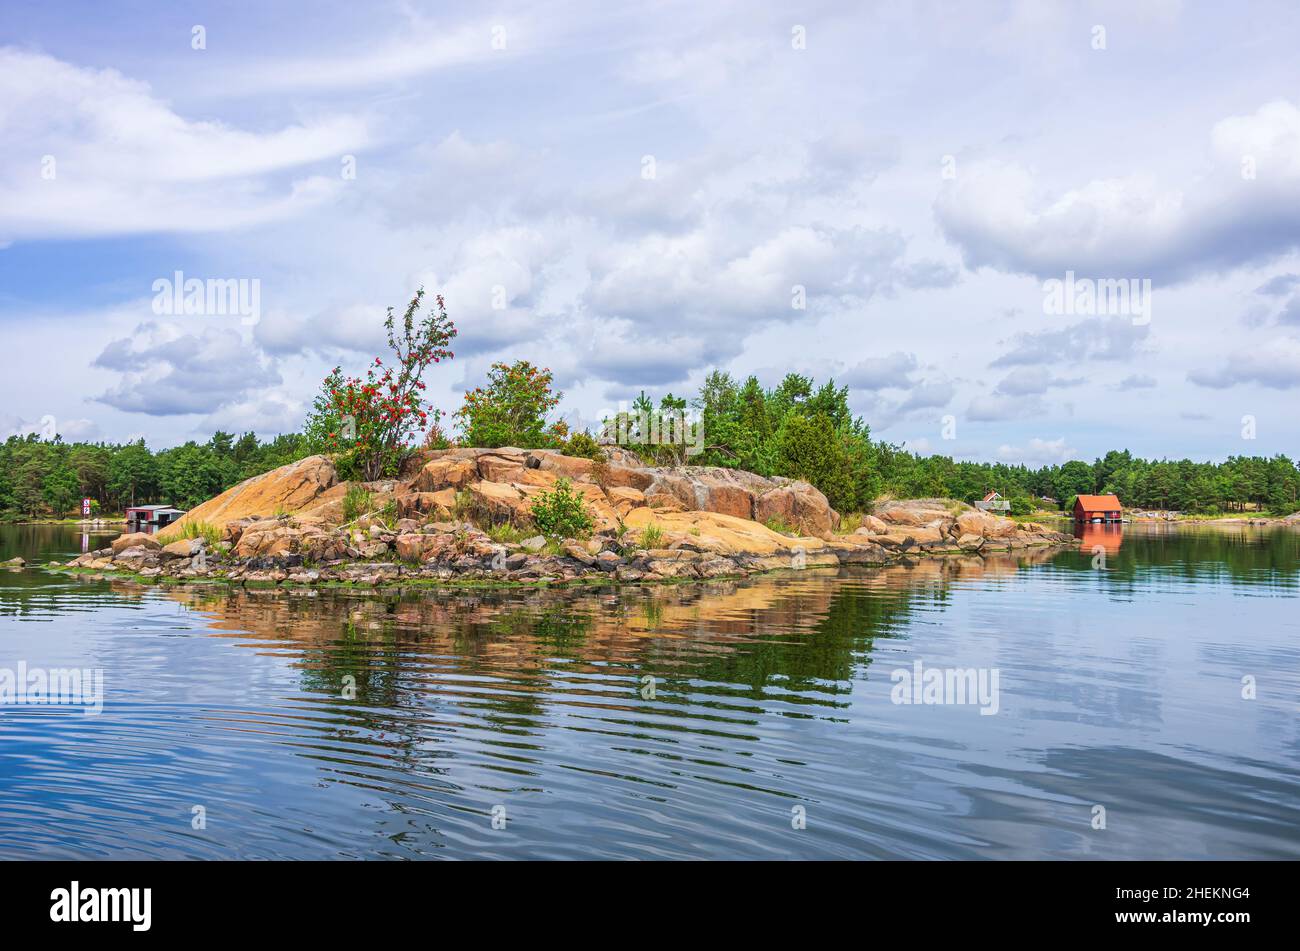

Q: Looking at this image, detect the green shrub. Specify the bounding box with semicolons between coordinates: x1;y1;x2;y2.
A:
775;412;856;512
639;523;664;549
179;520;222;547
486;521;528;544
452;488;476;521
455;360;562;449
530;478;593;539
1008;496;1034;517
342;484;373;523
764;516;794;535
562;431;604;460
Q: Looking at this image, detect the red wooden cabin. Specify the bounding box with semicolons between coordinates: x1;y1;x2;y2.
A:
1073;494;1122;523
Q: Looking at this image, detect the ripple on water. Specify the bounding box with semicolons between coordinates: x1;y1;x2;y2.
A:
1;523;1298;858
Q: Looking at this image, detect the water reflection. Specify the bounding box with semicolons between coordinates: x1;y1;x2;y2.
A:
1076;522;1123;554
1;523;1298;859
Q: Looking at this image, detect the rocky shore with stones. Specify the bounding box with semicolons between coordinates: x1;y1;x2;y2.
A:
52;449;1076;588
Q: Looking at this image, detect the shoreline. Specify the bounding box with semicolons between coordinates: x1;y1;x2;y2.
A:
46;533;1078;592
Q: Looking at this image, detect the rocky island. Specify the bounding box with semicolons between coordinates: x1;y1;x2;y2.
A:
56;447;1074;589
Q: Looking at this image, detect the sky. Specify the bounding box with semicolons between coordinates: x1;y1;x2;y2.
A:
2;0;1299;467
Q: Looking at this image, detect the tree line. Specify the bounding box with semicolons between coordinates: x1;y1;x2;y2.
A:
639;371;1300;516
0;431;309;519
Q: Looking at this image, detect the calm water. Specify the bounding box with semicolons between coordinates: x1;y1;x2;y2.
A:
1;521;1297;860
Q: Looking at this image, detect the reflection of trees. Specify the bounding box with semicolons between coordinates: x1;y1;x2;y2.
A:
1056;525;1300;593
171;562;998;726
297;617;408;708
0;524;123;618
145;527;1300;783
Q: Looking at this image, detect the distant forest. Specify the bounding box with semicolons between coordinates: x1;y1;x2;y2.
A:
0;432;308;519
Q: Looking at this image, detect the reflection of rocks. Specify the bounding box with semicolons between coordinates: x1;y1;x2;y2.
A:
143;545;1066;721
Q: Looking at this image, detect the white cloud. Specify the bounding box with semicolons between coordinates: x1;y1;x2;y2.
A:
1188;337;1300;389
0;48;367;241
996;437;1077;467
220;18;523;93
93;322;281;415
994;367;1083;396
936;101;1300;284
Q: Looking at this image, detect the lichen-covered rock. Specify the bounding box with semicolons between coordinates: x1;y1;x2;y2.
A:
475;449;529;483
395;534;433;562
159;455;338;542
753;481;838;536
468;481;527;522
604;485;648;516
414;457;477;493
955;510;1016;539
527;450;595;481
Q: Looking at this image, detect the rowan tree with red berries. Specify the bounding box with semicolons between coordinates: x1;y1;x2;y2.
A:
304;288;456;480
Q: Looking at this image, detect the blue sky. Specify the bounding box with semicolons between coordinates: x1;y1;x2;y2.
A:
2;0;1299;466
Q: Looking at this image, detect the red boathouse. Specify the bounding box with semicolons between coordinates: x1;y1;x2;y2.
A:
1073;494;1123;523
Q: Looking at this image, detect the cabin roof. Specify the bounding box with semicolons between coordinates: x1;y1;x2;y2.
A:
1075;494;1122;511
982;491;1000;502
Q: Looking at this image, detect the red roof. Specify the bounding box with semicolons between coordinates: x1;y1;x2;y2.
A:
982;491;1000;502
1075;494;1122;512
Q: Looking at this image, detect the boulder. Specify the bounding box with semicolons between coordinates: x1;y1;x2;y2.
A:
222;517;261;544
873;532;917;550
854;515;890;534
754;481;838;536
520;536;546;551
475;449;529;483
563;542;596;566
602;447;644;467
468;481;528;522
528;450;595;481
113;545;156;563
903;526;946;545
605;485;648;516
600;465;655;491
642;471;699;510
396;489;457;521
395;534;433;562
160;538;202;560
824;538;889;564
112;532;161;555
159;455;337;542
622;507;823;558
646;494;687;512
955;510;1017;539
233;526;299;559
414;457;478;493
0;556;25;568
700;484;754;520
